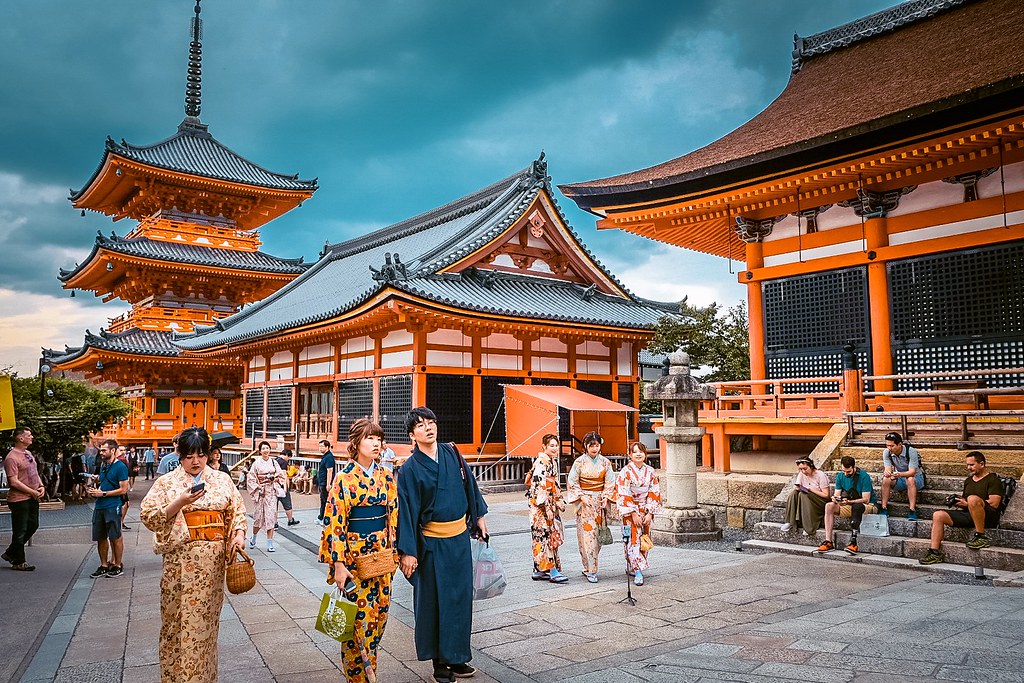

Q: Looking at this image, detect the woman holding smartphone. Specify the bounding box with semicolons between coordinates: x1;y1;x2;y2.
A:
780;457;831;536
140;427;247;683
319;418;398;683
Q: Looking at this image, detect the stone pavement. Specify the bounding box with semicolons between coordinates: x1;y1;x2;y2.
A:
4;482;1024;682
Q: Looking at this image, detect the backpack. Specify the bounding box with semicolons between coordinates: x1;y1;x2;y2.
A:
905;443;927;489
998;475;1018;513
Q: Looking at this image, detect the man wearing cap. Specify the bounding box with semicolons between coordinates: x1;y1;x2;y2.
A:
880;432;924;520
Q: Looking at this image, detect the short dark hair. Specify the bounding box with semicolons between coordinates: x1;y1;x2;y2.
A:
885;432;902;444
583;431;603;446
319;439;332;449
257;440;272;452
101;438;119;451
179;427;211;457
281;449;293;458
405;406;437;435
840;455;856;469
12;426;30;440
347;418;385;457
795;457;815;470
541;433;558;447
966;450;986;464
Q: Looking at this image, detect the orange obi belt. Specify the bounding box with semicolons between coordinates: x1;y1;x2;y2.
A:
182;509;226;542
579;476;606;493
421;516;468;538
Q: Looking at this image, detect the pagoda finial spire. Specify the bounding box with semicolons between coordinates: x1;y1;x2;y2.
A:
184;0;203;120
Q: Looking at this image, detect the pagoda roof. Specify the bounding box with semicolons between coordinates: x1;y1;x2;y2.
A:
71;118;318;200
561;0;1024;211
44;328;178;366
59;232;309;283
175;156;675;351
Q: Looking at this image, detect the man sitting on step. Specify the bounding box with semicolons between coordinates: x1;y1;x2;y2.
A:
880;432;924;521
817;456;878;556
920;450;1004;565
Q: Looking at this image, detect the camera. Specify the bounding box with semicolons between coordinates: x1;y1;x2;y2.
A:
944;494;959;508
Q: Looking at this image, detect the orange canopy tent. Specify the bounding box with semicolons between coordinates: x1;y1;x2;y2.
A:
504;384;637;458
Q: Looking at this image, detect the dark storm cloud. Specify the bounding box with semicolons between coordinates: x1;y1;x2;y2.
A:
1;0;894;303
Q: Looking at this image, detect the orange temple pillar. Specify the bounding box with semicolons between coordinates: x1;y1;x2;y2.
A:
865;217;893;394
745;242;766;382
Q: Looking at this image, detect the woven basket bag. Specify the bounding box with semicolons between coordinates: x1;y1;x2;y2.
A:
225;548;256;594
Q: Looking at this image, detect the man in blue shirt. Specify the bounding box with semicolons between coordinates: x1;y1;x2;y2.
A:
143;447;156;479
156;434;181;475
87;439;130;578
817;456;878;556
317;439;336;525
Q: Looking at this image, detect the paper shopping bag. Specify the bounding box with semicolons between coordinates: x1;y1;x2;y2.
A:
314;588;358;642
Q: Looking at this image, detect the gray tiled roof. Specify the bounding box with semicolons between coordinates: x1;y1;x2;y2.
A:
59;232;308;282
70;118;318;199
638;349;670;367
175;156;676;351
43;329;179;365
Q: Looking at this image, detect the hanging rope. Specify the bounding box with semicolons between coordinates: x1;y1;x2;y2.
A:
999;138;1009;229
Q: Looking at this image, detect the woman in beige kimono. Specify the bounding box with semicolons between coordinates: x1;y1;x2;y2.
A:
141;427;247;683
566;431;616;583
247;441;284;552
527;434;568;583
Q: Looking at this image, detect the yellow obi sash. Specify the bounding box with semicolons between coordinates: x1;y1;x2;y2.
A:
579;475;606;493
183;509;226;542
421;516;468;538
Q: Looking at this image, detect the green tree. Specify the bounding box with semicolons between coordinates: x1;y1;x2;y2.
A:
647;297;750;383
1;372;132;463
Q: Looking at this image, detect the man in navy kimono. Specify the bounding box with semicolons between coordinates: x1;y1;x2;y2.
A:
398;406;489;683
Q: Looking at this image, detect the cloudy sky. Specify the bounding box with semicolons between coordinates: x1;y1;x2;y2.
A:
0;0;893;374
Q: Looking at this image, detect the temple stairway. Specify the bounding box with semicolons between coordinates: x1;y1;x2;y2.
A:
744;445;1024;573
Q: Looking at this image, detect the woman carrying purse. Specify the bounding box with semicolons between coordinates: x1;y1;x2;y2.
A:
319;418;398;683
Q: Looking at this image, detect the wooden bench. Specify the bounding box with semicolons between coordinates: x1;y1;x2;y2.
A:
933;379;988;410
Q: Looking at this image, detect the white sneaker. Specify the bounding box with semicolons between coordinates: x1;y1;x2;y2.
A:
248;537;256;550
267;543;275;553
801;530;809;537
780;523;792;533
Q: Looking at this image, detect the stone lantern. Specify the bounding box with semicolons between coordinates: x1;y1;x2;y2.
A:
645;350;721;543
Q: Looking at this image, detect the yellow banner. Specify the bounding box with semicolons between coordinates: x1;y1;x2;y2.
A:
0;375;14;431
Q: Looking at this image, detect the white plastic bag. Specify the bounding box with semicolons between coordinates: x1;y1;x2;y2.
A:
860;513;890;537
470;539;507;600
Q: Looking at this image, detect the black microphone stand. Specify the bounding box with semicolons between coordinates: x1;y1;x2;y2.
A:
617;525;636;606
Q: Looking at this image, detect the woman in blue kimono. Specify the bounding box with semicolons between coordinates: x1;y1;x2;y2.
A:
397;406;489;683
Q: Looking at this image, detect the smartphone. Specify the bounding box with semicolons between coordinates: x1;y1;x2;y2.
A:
343;577;357;599
190;482;206;493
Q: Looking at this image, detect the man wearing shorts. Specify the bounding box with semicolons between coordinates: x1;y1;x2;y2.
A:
920;451;1004;565
880;432;925;520
87;439;129;578
818;456;877;555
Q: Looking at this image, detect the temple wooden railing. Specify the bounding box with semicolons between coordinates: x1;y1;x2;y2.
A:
699;376;845;419
697;367;1024;421
846;410;1024;450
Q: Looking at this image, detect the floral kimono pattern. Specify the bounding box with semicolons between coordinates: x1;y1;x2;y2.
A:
319;461;399;683
615;462;663;573
247;456;283;529
526;453;565;572
566;454;616;574
141;466;248;683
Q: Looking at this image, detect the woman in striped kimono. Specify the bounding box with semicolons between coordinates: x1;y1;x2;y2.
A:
320;418;399;683
527;434;568;583
566;431;616;583
246;441;284;552
616;441;662;586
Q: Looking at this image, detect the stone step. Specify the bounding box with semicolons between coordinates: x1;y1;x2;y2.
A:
756;518;1024;547
753;522;1024;570
741;539;1018;579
